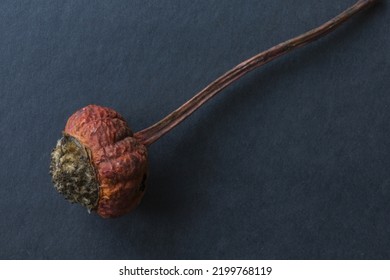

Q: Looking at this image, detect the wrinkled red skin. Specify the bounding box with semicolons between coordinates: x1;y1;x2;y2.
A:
65;105;148;218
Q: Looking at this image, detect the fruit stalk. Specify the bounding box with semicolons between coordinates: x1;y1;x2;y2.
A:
134;0;377;146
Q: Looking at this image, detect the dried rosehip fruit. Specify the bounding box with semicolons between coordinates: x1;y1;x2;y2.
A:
50;105;148;218
50;0;377;218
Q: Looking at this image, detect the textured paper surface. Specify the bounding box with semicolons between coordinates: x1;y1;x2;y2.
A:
0;0;389;259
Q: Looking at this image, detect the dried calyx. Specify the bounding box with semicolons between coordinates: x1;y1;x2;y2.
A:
50;0;378;218
50;135;99;211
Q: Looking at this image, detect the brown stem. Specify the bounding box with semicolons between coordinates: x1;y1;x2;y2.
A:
134;0;377;146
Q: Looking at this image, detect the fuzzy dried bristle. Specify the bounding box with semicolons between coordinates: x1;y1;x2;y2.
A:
50;135;99;212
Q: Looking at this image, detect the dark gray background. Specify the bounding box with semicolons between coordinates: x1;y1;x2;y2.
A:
0;0;389;259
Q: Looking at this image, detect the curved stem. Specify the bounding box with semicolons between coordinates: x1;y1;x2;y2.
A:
134;0;377;146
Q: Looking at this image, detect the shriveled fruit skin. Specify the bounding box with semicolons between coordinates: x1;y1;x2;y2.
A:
65;105;148;218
